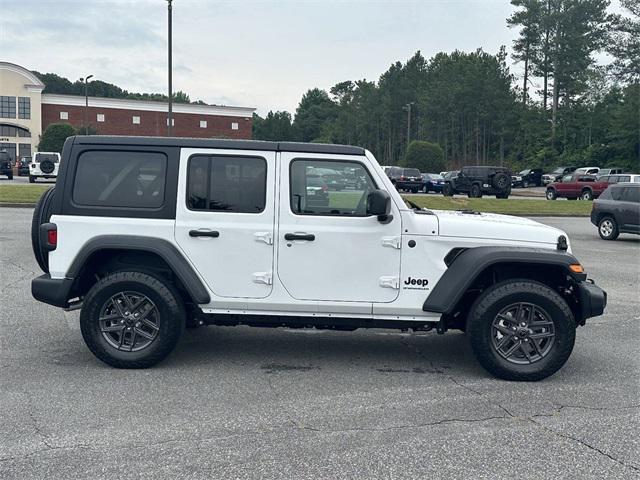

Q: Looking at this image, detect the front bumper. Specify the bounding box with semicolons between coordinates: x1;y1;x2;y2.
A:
576;280;607;324
32;274;74;308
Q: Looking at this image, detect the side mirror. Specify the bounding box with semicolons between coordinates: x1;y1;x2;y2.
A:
367;189;392;223
457;172;463;177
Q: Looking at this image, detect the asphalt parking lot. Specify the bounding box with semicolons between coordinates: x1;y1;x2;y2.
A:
0;208;638;479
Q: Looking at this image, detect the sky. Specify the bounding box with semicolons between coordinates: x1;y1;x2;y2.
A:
0;0;625;116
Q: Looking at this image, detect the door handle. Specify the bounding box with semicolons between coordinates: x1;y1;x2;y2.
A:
284;233;315;241
189;230;220;238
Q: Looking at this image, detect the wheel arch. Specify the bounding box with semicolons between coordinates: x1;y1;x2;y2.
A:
67;235;210;305
423;247;587;326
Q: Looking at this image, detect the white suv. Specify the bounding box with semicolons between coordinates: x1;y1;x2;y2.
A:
29;151;61;182
31;136;606;380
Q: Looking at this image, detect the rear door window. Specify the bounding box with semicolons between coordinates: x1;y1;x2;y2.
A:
621;187;640;203
73;151;167;208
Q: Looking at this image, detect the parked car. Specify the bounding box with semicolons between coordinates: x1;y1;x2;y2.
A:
443;166;512;198
30;135;606;381
590;183;640;240
17;156;31;176
441;170;459;181
421;173;445;193
512;168;543;188
575;167;600;176
542;166;577;185
385;166;423;192
545;173;609;200
0;150;13;180
599;174;640;184
598;168;625;177
305;175;330;208
29;152;61;183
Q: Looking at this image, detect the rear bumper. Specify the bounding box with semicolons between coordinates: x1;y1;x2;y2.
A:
577;280;607;324
32;274;73;308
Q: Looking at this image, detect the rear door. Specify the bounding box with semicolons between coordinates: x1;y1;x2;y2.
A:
175;148;276;299
620;187;640;231
277;152;402;307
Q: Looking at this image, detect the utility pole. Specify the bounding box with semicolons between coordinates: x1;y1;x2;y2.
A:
403;102;415;150
167;0;173;136
80;75;93;135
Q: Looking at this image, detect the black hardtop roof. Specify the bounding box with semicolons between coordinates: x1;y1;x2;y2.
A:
72;135;366;156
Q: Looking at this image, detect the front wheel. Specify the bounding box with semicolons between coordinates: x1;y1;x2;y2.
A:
470;184;482;198
80;271;185;368
598;216;619;240
467;280;576;381
546;189;557;200
442;183;453;197
581;189;593;201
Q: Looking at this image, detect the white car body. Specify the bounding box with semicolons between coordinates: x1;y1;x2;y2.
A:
29;152;61;180
575;167;600;175
47;148;569;322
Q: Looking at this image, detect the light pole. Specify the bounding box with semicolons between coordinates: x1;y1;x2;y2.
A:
80;75;93;135
167;0;173;136
403;102;415;150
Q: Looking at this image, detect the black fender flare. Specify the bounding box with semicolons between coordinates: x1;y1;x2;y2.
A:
423;246;585;314
67;235;210;304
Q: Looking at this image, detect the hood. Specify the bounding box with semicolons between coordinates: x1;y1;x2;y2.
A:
433;210;568;248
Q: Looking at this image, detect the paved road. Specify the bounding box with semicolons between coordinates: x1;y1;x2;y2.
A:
0;208;638;479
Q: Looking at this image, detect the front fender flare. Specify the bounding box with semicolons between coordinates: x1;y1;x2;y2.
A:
423;246;584;314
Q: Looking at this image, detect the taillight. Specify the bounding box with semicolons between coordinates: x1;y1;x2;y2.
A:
48;229;57;246
400;176;406;180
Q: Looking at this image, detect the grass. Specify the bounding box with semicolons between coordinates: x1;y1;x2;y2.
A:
0;184;51;204
404;194;592;216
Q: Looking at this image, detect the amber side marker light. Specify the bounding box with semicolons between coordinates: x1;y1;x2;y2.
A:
569;264;584;273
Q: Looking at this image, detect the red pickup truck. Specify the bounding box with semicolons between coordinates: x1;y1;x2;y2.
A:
546;173;609;201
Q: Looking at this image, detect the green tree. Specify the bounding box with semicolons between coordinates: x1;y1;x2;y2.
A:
38;123;76;152
253;111;296;141
401;141;446;172
293;88;338;142
608;0;640;82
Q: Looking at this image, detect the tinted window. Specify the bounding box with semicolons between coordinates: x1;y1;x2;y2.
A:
562;174;573;182
74;151;167;208
622;187;640;203
403;168;421;177
187;155;266;213
617;176;631;182
290;159;377;216
35;153;59;163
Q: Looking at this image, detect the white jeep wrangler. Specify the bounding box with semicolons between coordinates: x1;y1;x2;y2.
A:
31;136;606;380
29;151;61;183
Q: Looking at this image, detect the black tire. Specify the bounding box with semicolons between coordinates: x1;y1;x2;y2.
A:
442;183;454;197
411;188;419;194
31;187;56;273
496;193;509;199
581;189;593;201
29;175;35;183
7;172;13;180
80;271;185;369
598;216;619;240
546;188;557;200
423;185;429;194
492;172;510;192
470;184;482;198
40;160;55;174
467;280;576;381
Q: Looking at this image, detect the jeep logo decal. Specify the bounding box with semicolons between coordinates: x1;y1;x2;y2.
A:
403;277;429;290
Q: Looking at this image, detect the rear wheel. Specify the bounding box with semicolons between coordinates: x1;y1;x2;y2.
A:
7;172;13;180
443;183;453;197
80;271;185;368
581;189;593;201
29;175;35;183
31;187;56;273
467;280;576;381
598;216;619;240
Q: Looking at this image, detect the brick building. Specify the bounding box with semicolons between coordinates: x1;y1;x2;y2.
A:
0;61;255;161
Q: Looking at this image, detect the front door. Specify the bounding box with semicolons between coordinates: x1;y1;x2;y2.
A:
277;153;402;304
175;148;276;299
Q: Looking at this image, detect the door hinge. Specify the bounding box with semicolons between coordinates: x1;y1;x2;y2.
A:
254;231;273;245
252;272;273;285
381;236;401;249
379;276;400;289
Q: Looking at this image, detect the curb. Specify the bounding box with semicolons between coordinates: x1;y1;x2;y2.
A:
0;203;36;208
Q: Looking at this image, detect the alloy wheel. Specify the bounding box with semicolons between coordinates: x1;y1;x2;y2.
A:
599;219;614;238
98;291;160;352
491;302;555;365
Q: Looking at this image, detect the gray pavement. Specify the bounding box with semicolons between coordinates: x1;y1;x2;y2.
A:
0;208;638;479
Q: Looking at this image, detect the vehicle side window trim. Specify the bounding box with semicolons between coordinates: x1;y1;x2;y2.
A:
288;157;378;217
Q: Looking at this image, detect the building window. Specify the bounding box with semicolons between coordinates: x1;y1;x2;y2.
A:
19;143;31;158
231;122;239;130
166;118;175;126
0;125;30;137
0;96;16;119
18;97;31;119
132;116;140;125
97;113;105;122
200;120;207;128
60;111;69;120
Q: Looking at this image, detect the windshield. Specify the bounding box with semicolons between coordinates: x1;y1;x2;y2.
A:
519;169;530;175
552;167;565;174
35;153;59;163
